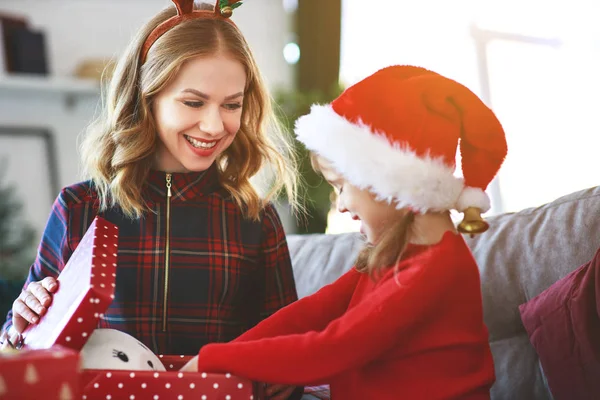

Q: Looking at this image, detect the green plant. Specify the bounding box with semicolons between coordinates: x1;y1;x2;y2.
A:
0;159;36;281
274;84;343;233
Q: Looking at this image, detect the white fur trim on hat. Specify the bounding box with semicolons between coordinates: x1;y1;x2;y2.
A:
295;104;470;213
455;187;491;213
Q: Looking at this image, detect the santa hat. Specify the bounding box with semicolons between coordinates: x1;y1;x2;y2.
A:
294;65;508;215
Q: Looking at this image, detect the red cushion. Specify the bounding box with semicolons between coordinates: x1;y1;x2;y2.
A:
519;248;600;399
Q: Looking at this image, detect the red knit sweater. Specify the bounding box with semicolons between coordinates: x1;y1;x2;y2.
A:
197;232;495;399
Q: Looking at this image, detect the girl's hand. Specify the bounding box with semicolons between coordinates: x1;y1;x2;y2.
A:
265;384;298;400
180;355;199;372
11;277;58;334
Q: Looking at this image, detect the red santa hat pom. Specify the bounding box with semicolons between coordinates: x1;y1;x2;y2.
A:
295;65;507;227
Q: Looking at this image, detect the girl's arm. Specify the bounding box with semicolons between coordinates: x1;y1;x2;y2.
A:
235;265;360;342
198;245;462;386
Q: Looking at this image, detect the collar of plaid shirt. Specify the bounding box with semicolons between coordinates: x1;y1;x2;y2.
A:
145;164;221;202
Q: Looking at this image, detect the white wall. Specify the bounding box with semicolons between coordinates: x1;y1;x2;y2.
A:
0;0;293;240
0;84;99;240
0;0;292;89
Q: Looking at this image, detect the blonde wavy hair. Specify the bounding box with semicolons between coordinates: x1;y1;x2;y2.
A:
81;3;299;220
311;154;414;278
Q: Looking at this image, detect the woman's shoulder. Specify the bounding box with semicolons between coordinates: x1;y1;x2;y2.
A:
258;201;287;229
57;180;99;206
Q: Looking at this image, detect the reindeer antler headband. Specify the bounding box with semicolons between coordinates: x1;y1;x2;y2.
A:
141;0;243;63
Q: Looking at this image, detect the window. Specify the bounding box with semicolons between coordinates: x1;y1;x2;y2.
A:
332;0;600;233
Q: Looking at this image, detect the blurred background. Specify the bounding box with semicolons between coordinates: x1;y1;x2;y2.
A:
0;0;599;291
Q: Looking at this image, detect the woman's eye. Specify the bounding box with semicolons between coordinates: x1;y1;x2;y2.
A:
223;103;242;111
183;101;204;108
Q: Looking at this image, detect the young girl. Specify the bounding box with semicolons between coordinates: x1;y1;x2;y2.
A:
2;0;299;387
182;65;509;399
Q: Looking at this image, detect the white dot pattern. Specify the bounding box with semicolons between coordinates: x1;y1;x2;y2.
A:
80;369;257;400
23;217;120;352
78;354;255;399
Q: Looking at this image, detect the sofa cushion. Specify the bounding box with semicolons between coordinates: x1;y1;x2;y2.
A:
518;247;600;400
465;185;600;399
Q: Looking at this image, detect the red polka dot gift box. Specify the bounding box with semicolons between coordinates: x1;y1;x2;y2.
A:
19;216;264;400
80;364;262;400
0;346;80;400
23;216;119;351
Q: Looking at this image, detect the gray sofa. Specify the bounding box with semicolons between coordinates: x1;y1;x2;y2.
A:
286;185;600;399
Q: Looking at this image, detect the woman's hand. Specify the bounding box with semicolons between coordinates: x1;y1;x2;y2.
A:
11;277;58;333
0;328;20;350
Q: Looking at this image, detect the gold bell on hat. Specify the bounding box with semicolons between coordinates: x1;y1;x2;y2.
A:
457;207;489;236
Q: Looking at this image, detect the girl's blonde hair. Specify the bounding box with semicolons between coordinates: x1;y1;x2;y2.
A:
81;4;299;220
311;154;414;278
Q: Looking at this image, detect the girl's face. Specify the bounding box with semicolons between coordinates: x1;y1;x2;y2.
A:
152;53;246;172
320;164;405;245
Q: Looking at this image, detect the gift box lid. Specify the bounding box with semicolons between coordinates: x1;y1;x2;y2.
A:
22;216;119;351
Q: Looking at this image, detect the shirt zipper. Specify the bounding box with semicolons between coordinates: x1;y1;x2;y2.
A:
163;173;172;332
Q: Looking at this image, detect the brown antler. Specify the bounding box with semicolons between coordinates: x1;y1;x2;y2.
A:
141;0;241;63
172;0;194;15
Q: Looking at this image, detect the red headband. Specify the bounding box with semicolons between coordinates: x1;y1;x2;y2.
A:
140;0;242;64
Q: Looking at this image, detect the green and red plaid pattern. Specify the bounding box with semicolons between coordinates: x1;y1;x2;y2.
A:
3;165;298;355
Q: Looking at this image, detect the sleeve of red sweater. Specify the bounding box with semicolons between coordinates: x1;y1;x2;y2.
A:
197;244;460;386
233;267;361;342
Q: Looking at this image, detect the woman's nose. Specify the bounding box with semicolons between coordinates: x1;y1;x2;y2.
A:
198;106;224;135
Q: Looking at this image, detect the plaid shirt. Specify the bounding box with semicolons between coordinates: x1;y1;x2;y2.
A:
3;165;298;355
